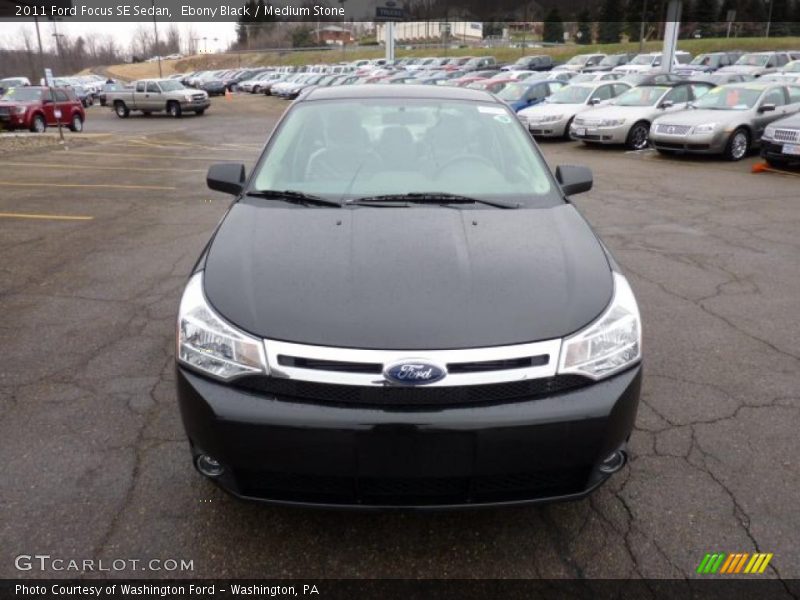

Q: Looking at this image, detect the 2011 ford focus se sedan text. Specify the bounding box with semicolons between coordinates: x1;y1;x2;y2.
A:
175;85;643;509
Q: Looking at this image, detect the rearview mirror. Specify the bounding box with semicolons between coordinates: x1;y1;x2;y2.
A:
207;163;246;196
556;165;593;196
758;103;776;113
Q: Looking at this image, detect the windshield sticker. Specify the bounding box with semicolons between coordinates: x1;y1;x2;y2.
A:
477;105;506;115
493;115;513;124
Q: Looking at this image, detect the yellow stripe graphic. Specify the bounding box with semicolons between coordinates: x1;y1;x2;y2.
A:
758;553;773;574
744;554;760;573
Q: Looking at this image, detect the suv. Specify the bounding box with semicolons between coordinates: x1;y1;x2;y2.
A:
583;53;637;73
0;85;85;133
673;52;742;77
717;52;792;78
613;51;692;75
502;55;554;72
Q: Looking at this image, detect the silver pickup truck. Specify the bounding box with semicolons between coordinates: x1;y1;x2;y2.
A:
107;78;210;118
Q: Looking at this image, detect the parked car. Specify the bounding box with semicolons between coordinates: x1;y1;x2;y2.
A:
492;70;535;81
761;111;800;167
0;86;85;132
462;56;497;72
176;84;643;508
0;76;31;95
650;82;800;160
199;76;228;96
674;52;742;78
570;72;624;83
613;51;692;75
717;52;791;78
691;73;754;86
71;84;93;107
773;60;800;79
518;81;632;139
620;72;686;86
502;55;554;72
582;53;636;73
466;78;517;95
553;53;607;73
107;79;210;118
496;79;566;112
570;81;714;150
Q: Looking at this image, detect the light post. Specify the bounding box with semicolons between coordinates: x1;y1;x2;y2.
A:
151;0;162;77
765;0;773;38
639;0;648;54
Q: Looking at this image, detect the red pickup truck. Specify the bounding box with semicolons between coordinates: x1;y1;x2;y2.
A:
0;86;85;133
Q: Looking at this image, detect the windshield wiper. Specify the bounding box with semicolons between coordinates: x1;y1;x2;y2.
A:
347;192;520;209
245;189;342;207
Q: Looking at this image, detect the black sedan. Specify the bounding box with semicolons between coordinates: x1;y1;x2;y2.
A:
175;85;643;509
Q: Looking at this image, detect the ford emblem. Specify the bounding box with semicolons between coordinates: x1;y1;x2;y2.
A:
384;359;447;386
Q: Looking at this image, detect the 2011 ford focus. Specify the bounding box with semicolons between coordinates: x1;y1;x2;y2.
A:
175;85;642;509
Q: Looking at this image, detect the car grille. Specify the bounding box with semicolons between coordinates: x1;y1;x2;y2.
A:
235;466;592;505
192;94;206;101
655;123;692;135
0;107;9;116
773;128;800;143
233;374;592;408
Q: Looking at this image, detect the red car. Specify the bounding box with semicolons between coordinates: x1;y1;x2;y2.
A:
0;86;85;133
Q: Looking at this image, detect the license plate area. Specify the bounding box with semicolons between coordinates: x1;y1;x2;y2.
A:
782;143;800;156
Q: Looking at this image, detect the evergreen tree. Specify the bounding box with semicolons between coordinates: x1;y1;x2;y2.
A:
542;8;565;43
694;0;718;22
598;0;624;43
576;9;593;44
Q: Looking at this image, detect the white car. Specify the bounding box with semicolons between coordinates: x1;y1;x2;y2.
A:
613;52;692;75
552;54;607;73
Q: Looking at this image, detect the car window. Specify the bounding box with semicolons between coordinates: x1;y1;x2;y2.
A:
252;99;558;206
762;88;786;107
665;86;689;104
653;56;662;67
690;84;711;99
136;82;145;93
54;89;68;102
591;85;614;102
146;82;160;93
788;86;800;103
777;55;788;66
613;83;630;96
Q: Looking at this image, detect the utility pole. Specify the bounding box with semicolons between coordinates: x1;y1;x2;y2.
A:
765;0;773;38
34;16;45;81
152;0;162;77
639;0;648;54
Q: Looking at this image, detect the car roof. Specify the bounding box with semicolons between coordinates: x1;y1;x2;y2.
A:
302;83;500;103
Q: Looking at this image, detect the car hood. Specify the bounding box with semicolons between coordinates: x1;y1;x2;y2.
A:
653;108;748;126
578;104;657;121
718;65;765;74
203;202;613;350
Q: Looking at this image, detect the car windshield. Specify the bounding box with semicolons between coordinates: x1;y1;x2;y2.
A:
599;56;621;66
251;98;557;206
692;86;765;110
546;85;593;104
784;61;800;72
1;87;42;101
570;74;597;83
690;54;713;65
631;54;656;65
736;54;770;67
496;83;531;101
566;55;590;65
160;80;185;91
613;86;668;106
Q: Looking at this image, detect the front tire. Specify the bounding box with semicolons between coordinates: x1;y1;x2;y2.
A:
724;128;750;161
69;114;83;132
167;101;182;118
114;102;130;118
562;117;574;141
625;121;650;150
30;114;46;133
195;108;206;116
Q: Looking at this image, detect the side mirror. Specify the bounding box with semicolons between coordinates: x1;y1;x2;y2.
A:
659;100;674;109
207;163;246;196
589;98;602;105
556;165;593;197
758;103;776;113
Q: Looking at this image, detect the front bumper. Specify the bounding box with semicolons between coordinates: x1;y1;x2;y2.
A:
176;364;642;509
570;123;629;144
180;98;211;110
760;139;800;164
526;117;571;138
650;130;728;155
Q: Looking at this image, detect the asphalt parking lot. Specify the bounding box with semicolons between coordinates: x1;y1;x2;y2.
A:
1;93;799;582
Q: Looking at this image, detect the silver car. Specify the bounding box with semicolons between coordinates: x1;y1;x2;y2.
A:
552;54;607;73
518;81;632;138
570;82;714;150
650;82;800;160
717;52;792;78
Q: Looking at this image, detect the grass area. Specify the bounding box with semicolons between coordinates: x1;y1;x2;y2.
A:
101;37;800;80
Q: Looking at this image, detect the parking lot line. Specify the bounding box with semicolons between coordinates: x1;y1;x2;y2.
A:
61;150;248;162
0;181;176;191
2;162;205;174
0;212;94;221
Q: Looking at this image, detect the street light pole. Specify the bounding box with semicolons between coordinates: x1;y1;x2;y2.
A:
639;0;648;54
765;0;773;38
152;0;162;78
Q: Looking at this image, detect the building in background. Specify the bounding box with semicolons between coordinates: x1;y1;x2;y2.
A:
311;25;355;45
376;21;484;44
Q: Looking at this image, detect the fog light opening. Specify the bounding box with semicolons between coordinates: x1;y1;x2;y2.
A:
598;450;627;474
196;454;225;478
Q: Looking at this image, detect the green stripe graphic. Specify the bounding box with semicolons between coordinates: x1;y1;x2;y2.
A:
710;553;727;573
697;554;712;573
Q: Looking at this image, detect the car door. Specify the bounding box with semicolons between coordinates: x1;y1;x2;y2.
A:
39;88;56;123
144;81;162;111
662;85;691;112
52;88;71;125
133;81;147;109
753;87;788;140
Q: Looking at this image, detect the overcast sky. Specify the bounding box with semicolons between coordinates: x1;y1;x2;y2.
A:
0;21;237;53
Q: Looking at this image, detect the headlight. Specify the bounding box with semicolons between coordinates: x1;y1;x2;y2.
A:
692;123;717;134
184;94;194;101
13;106;27;114
599;118;625;127
177;272;267;381
763;125;776;140
536;114;564;123
558;273;641;380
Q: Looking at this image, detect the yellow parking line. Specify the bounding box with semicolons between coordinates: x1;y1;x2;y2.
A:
0;212;93;221
61;151;245;161
0;181;175;191
3;162;204;173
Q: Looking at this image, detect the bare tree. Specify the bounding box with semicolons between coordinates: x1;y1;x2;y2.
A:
185;25;198;55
